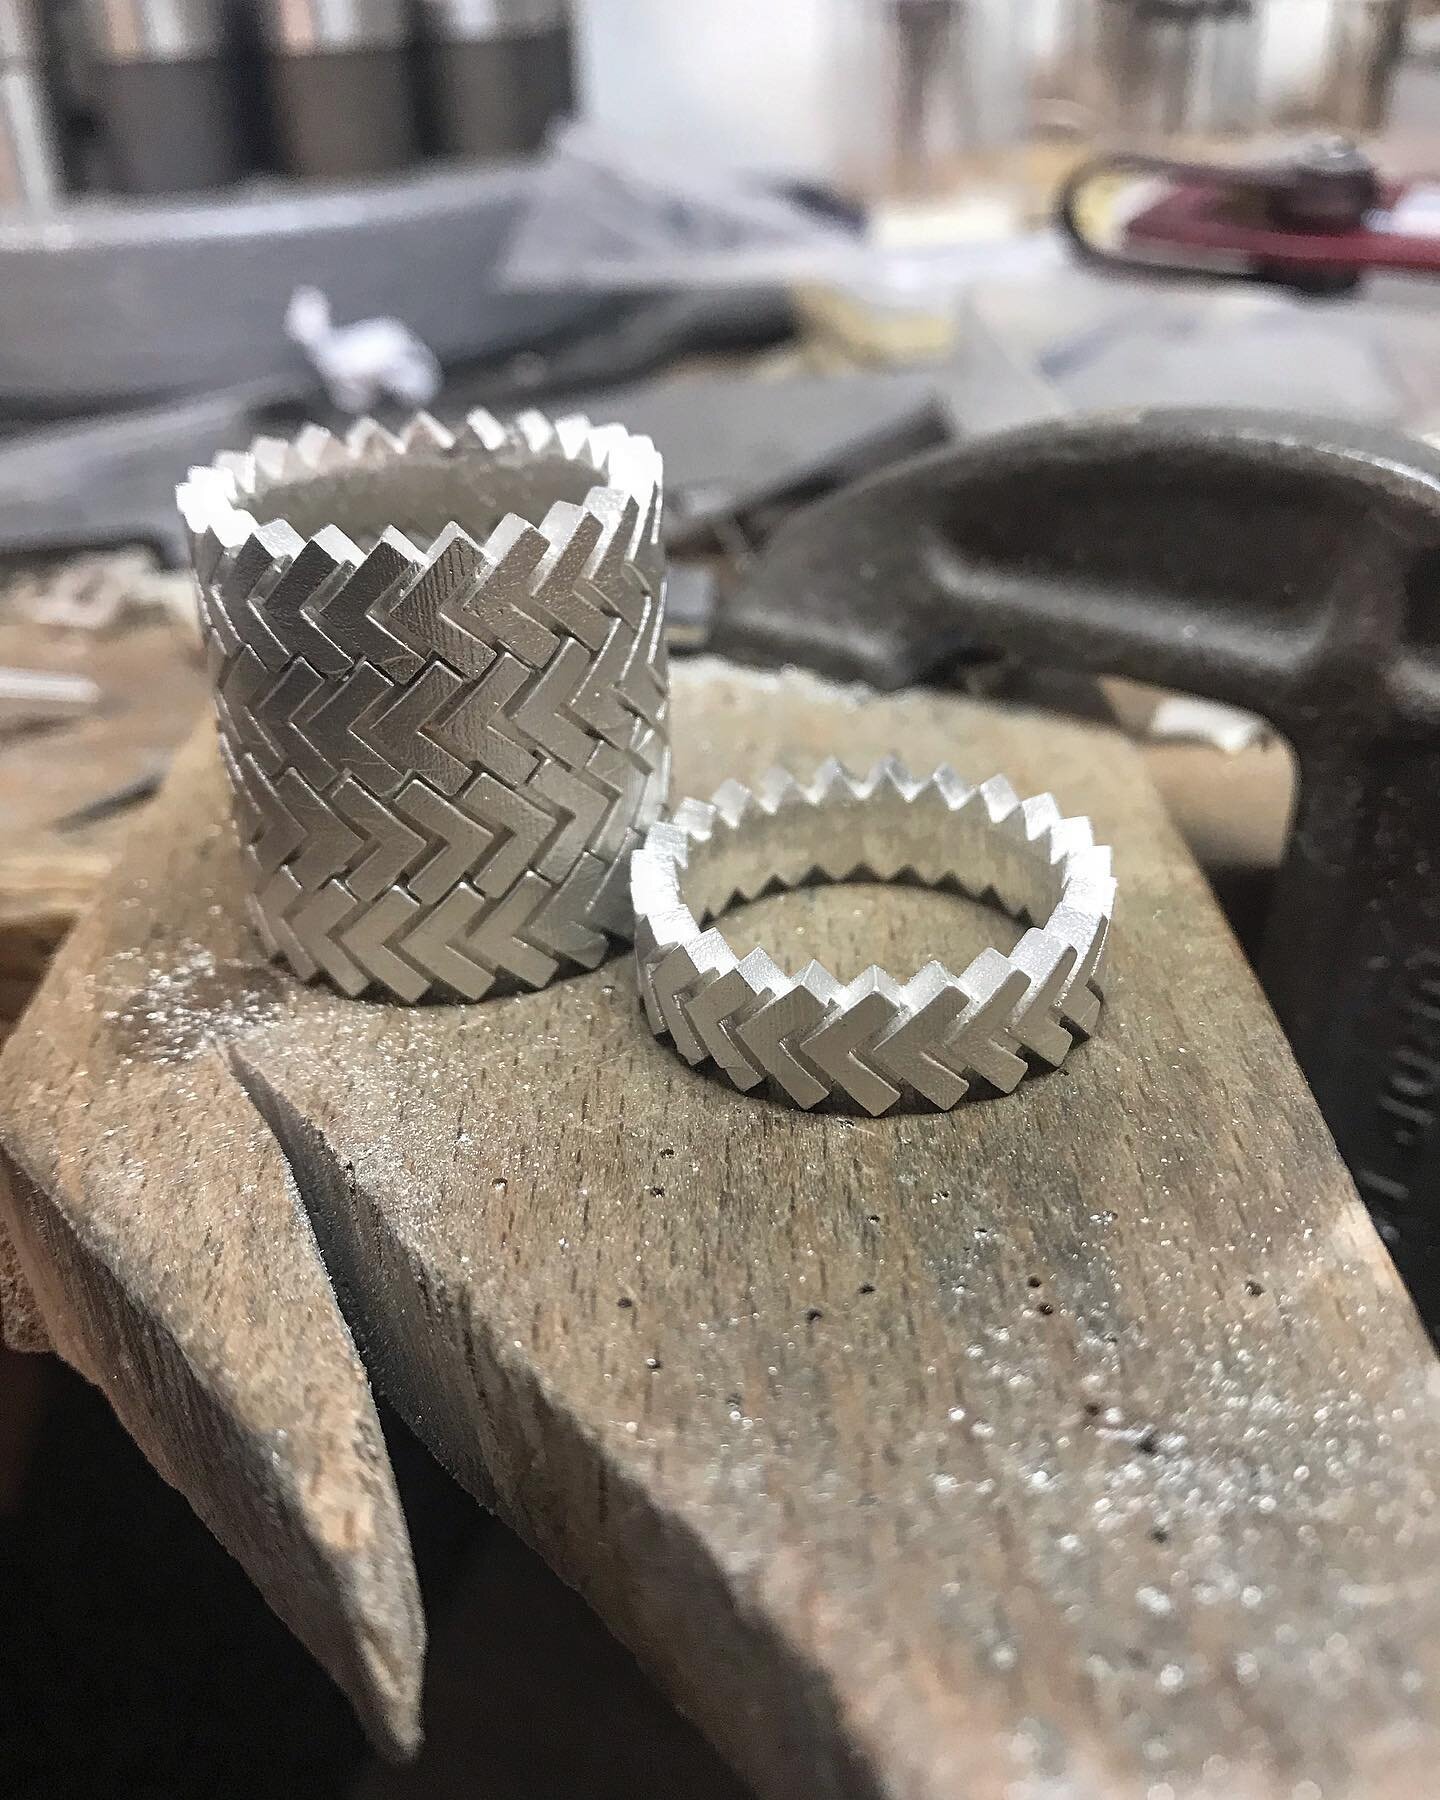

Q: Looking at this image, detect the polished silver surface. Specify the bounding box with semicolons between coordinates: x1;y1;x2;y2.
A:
84;0;228;62
183;409;669;1002
261;0;411;53
421;0;569;39
631;760;1113;1114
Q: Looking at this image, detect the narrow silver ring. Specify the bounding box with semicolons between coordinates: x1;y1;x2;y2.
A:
630;759;1115;1114
181;409;668;1002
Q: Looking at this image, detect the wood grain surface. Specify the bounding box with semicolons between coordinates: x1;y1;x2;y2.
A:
0;585;207;1346
2;659;1437;1798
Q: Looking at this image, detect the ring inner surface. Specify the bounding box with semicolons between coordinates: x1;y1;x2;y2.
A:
677;788;1066;939
248;456;601;549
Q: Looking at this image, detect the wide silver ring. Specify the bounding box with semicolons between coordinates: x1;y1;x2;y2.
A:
630;758;1114;1114
181;409;668;1001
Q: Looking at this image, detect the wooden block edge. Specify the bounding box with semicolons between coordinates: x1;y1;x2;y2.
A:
0;1167;52;1354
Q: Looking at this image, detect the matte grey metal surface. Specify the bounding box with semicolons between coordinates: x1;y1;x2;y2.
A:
262;0;416;176
0;162;606;407
183;408;670;1002
268;47;418;178
83;0;228;62
0;385;267;562
260;0;411;53
424;25;572;159
85;1;241;201
631;759;1112;1114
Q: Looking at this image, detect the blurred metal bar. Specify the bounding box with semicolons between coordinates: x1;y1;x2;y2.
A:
85;0;226;59
261;0;418;178
1319;0;1410;133
0;0;63;211
85;0;245;193
0;161;607;410
420;0;574;159
265;0;412;52
1089;0;1407;139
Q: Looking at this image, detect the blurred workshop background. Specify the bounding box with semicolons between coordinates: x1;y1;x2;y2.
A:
2;3;1439;1797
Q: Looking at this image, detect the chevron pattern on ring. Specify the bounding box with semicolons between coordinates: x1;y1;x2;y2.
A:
630;758;1115;1114
183;410;669;1001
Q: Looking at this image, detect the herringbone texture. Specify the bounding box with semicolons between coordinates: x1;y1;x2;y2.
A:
182;410;668;1001
631;759;1114;1114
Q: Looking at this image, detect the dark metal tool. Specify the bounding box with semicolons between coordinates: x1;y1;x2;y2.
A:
713;409;1440;1318
260;0;417;179
420;0;574;161
84;0;245;194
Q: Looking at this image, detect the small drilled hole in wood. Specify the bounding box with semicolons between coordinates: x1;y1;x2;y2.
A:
805;1307;824;1323
858;1283;876;1296
617;1296;634;1309
1245;1279;1264;1296
1027;1276;1043;1289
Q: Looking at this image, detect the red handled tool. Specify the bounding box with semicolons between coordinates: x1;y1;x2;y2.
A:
1059;137;1440;294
